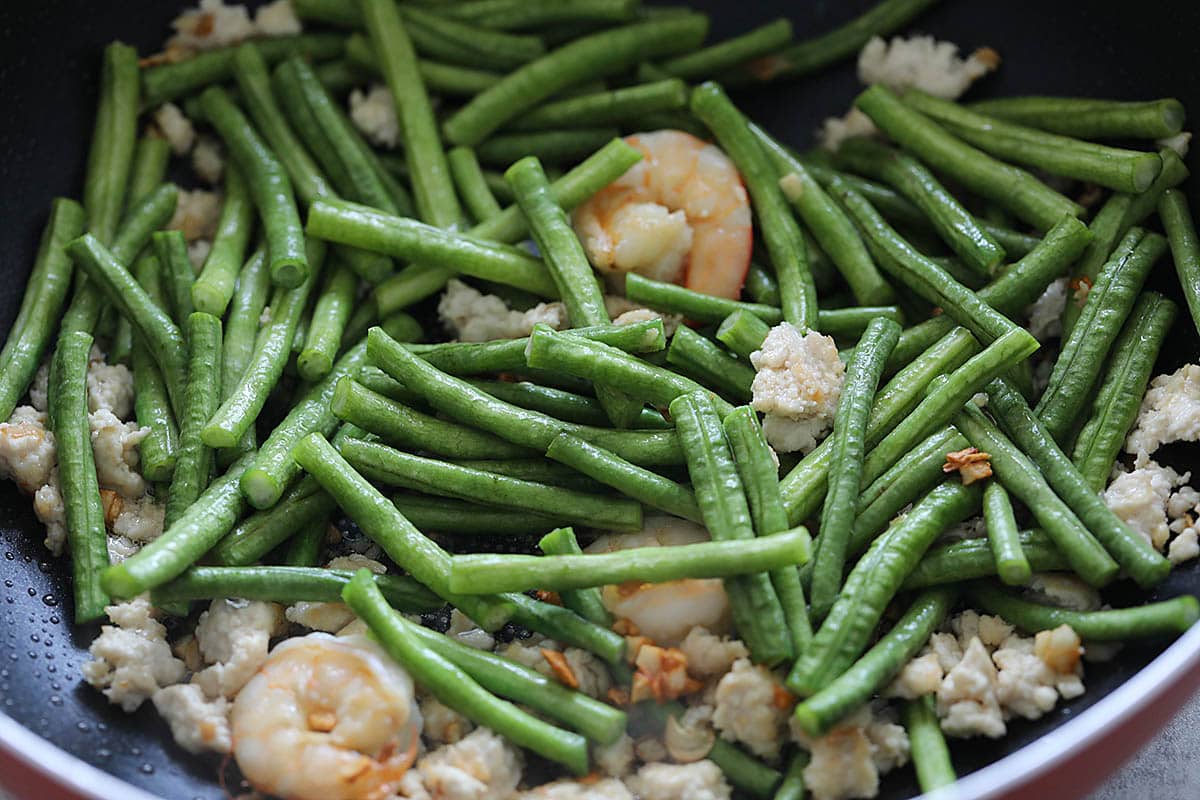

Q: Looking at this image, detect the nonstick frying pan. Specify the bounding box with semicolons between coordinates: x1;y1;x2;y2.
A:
2;1;1200;798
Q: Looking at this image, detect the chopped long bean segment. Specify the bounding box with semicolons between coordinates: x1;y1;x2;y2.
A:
102;455;256;599
789;481;977;696
125;136;171;211
717;310;773;359
849;426;970;563
904;530;1067;589
368;328;685;465
477;128;620;167
538;527;611;626
140;33;345;106
293;433;512;629
155;565;440;612
240;341;366;509
729;0;940;82
672;391;793;665
211;483;335;566
984;481;1031;586
527;325;735;418
342;573;588;773
905;695;957;792
218;250;271;461
469;380;670;430
626;273;781;325
344;33;503;96
504;591;626;665
667;326;755;402
333;378;531;459
450;459;609;493
903;90;1164;193
0;199;85;421
793;588;955;735
836;136;1006;274
1062;148;1189;336
830;179;1020;344
360;0;461;228
440;0;637;30
126;253;179;474
780;326;980;524
444;15;708;146
774;754;808;800
449;526;811;594
988;378;1170;586
1072;293;1176;491
192;168;254;316
954;402;1118;587
307;199;557;299
341;437;642;531
863;327;1039;488
153;230;196;326
204;240;326;449
165;313;222;528
968;583;1200;641
888;215;1093;369
83;42;139;246
1037;231;1166;443
448;147;502;223
856;85;1083;231
657;18;792;80
66;234;189;416
410;318;664;374
753;127;894;305
811;318;902;618
297;262;356;381
819;307;906;340
509;80;689;132
968;96;1187;140
49;331;110;622
547;434;701;522
198;87;307;287
398;5;546;71
691;83;816;328
396;493;567;535
505;156;640;426
1160;189;1200;338
724;406;813;649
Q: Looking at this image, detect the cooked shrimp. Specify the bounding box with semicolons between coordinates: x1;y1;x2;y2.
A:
231;632;422;800
573;130;753;300
586;515;732;644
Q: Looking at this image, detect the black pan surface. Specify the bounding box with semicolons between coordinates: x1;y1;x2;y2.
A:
2;1;1199;798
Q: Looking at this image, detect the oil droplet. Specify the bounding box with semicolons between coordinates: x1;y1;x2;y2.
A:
139;764;154;775
97;748;111;759
3;580;11;588
130;746;141;756
26;587;36;597
30;634;39;643
49;615;59;624
49;695;62;706
42;594;57;607
77;721;90;732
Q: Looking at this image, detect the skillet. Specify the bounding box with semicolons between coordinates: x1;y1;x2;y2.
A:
1;1;1199;797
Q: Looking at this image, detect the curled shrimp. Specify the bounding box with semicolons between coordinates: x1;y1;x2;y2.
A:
230;632;421;800
587;515;732;645
573;130;753;300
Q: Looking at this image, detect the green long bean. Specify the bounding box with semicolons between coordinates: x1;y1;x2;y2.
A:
443;15;708;146
903;90;1164;193
164;313;222;528
343;574;591;773
1036;231;1166;443
903;530;1068;589
396;494;567;536
968;96;1186;140
905;695;957;792
968;583;1200;641
192;167;254;316
298;261;357;381
1071;292;1177;491
49;331;110;622
855;84;1083;231
983;481;1030;586
538;527;611;626
672;391;793;665
793;588;955;736
1160;189;1200;339
0;199;85;421
810;318;901;618
130;255;180;481
954;402;1118;586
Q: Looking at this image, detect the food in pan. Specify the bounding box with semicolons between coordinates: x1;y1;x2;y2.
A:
1;0;1199;797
